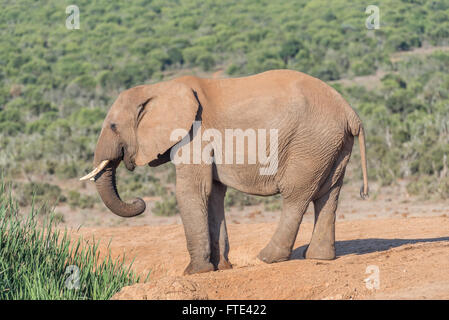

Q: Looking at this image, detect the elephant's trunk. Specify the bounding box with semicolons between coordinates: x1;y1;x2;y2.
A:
94;159;145;218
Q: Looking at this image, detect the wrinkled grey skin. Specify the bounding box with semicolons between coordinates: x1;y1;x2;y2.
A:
87;70;368;275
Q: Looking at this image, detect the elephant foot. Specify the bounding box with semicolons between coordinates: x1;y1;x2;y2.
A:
217;259;233;271
183;261;215;275
304;244;336;260
257;241;291;264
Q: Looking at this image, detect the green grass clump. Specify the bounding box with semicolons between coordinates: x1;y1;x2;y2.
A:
0;181;145;300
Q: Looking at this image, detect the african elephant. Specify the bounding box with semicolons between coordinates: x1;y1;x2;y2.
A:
80;69;368;275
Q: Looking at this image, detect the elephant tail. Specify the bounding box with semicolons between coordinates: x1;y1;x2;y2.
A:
347;110;369;200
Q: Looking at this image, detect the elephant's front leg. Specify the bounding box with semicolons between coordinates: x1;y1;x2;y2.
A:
176;164;215;275
208;181;232;270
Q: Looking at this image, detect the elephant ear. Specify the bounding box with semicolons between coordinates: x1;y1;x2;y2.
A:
135;81;199;166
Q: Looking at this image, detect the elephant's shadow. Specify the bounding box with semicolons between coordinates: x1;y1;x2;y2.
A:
290;236;449;260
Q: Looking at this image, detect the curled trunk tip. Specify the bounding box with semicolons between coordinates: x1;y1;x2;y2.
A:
95;160;146;217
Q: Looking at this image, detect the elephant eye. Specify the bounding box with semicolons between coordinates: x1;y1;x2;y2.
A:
110;123;117;132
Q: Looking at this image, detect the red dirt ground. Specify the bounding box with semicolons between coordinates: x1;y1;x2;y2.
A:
72;214;449;300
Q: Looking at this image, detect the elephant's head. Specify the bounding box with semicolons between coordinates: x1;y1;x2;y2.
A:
80;80;200;217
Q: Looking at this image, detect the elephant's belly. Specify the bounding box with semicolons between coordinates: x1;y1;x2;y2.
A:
212;163;279;196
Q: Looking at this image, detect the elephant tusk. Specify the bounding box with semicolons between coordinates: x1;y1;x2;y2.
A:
79;160;110;181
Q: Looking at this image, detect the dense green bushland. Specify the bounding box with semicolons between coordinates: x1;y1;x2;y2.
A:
337;51;449;198
0;181;145;299
1;0;449;214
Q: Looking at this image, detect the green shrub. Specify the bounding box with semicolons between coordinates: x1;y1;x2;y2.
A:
55;163;79;179
152;194;178;216
0;122;23;136
407;176;449;200
351;59;376;76
226;63;242;75
28;101;57;116
263;195;282;212
224;188;263;210
197;53;215;71
17;182;65;208
0;181;146;299
67;190;96;210
182;46;204;65
313;61;340;81
279;39;304;63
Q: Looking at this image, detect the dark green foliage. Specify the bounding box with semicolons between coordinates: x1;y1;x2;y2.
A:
280;39;304;63
341;51;449;190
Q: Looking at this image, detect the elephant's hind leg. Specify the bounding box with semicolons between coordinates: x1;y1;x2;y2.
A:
304;175;344;260
208;181;232;270
258;195;310;263
305;141;352;260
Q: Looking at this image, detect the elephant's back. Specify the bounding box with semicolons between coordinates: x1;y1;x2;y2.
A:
201;70;310;128
199;69;353;147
